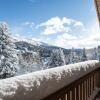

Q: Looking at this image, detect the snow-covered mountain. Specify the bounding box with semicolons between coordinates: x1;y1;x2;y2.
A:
13;38;82;72
14;38;100;72
0;23;99;78
1;33;99;77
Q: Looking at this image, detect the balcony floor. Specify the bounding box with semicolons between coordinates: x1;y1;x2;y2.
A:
95;91;100;100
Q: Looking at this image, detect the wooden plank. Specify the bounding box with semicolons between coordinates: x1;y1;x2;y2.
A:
86;80;88;100
89;77;92;95
67;92;70;100
87;79;90;97
72;88;75;100
83;81;86;100
80;84;82;100
94;0;100;26
92;75;94;91
61;94;66;100
97;1;100;6
76;86;79;100
96;0;100;2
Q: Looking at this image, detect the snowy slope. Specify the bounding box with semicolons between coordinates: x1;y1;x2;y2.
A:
1;34;98;77
0;60;99;100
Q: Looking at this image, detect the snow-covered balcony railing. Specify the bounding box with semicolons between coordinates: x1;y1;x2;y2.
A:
0;60;100;100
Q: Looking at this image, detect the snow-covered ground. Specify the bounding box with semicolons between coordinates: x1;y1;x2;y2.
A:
0;60;99;100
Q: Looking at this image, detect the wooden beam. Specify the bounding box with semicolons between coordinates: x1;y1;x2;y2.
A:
94;0;100;26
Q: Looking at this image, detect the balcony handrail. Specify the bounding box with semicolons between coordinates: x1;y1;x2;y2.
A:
43;64;100;100
0;60;99;100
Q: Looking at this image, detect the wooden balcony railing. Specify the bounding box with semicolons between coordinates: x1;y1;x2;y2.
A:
0;60;99;100
43;64;100;100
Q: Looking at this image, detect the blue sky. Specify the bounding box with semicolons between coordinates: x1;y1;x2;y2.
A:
0;0;100;48
0;0;95;23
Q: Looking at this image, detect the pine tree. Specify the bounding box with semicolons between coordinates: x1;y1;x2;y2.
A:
0;22;18;79
18;50;43;73
70;48;75;63
48;48;65;68
59;48;66;65
93;48;97;60
81;48;87;61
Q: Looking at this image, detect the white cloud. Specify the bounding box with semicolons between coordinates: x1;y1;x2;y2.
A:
37;16;71;35
22;22;35;31
74;21;84;27
62;17;73;25
7;16;100;49
38;17;72;27
57;33;77;40
37;16;85;35
22;22;34;26
48;19;100;49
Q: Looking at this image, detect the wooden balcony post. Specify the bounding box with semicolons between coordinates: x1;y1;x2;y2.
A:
86;80;88;100
93;74;95;90
76;86;79;100
89;77;91;95
67;92;70;100
79;84;82;100
72;88;75;100
96;68;100;88
61;94;66;100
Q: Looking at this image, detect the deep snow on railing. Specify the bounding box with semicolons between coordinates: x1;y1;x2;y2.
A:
0;60;99;100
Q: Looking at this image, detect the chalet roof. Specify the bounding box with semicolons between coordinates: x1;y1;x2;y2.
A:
95;0;100;25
